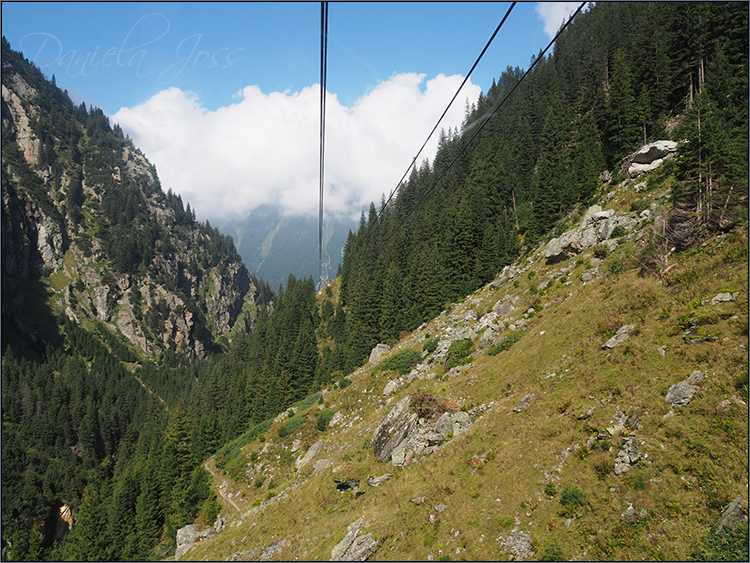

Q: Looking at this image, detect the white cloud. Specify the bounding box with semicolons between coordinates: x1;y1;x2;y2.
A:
535;2;582;39
113;73;479;221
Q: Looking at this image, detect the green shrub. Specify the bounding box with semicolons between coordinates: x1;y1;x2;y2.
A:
278;415;305;438
317;409;335;432
609;257;624;274
254;477;264;488
445;338;473;369
374;348;422;375
593;457;610;480
540;544;565;561
544;482;558;498
292;392;323;412
559;485;588;517
724;246;748;264
423;338;439;353
691;523;749;561
626;473;646;491
488;330;524;355
735;372;749;396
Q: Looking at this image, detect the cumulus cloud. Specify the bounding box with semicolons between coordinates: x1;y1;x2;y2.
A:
113;73;479;221
535;2;582;39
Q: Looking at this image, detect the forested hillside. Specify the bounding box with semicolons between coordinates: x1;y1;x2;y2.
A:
1;2;747;561
1;35;283;560
326;1;747;376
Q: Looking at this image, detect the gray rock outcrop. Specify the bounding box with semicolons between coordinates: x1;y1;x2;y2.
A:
602;324;635;349
716;495;748;532
706;292;738;306
666;371;704;406
371;396;417;462
544;205;639;263
434;412;454;438
492;295;517;317
490;265;520;288
451;411;471;434
613;434;642;476
331;516;378;561
369;343;390;365
513;393;535;413
295;439;325;469
175;524;201;560
626;140;678;178
366;473;392;487
478;326;496;348
314;459;332;474
382;379;400;396
497;531;535;560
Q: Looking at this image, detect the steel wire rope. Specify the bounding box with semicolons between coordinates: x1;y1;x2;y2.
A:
318;1;329;287
383;1;586;246
364;1;517;241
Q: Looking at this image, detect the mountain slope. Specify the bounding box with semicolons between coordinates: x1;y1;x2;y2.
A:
2;37;276;561
1;37;268;361
179;161;748;561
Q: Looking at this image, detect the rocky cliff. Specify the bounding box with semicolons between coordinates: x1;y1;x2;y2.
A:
1;40;265;359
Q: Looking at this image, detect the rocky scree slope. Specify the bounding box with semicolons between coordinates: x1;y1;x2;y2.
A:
2;44;263;359
179;149;747;561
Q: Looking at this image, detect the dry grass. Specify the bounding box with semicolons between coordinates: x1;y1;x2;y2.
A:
183;184;748;562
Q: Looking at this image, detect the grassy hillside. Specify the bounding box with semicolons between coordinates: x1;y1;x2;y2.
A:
179;166;748;561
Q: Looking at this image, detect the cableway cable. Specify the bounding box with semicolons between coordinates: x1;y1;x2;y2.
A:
384;1;586;246
372;1;517;232
318;1;329;288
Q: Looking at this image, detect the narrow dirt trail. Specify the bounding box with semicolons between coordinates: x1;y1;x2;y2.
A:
204;461;242;512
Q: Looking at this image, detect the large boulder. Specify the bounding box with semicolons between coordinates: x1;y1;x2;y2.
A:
371;396;417;462
295;439;325;469
331;516;378;561
450;411;472;435
175;524;201;560
434;412;454;439
369;343;390;365
716;495;748;532
626;140;678;177
666;370;704;406
665;381;699;407
545;205;638;263
602;324;635;349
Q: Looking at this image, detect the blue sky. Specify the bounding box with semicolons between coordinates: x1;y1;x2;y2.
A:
2;2;581;221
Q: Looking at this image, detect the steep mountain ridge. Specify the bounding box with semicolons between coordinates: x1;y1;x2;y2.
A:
2;37;267;360
178;158;748;561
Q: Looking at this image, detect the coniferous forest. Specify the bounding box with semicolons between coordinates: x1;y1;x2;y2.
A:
1;2;747;561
